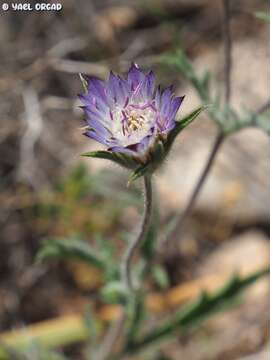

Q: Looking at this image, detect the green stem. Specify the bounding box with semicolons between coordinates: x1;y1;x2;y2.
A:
94;175;153;360
122;175;153;291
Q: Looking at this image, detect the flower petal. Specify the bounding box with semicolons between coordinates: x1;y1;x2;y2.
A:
84;130;109;146
127;63;146;90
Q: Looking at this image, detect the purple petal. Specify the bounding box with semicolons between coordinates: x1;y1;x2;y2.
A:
107;71;120;103
144;71;155;99
169;96;185;119
84;130;109;146
80;63;186;156
87;77;107;103
109;146;136;155
86;117;112;138
154;86;162;109
136;134;153;153
107;73;131;106
127;63;146;90
160;87;173;115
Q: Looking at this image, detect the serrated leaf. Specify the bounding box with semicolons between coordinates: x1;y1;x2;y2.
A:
37;236;106;270
125;267;270;354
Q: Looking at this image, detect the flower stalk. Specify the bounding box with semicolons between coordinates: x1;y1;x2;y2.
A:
94;175;153;360
122;175;153;291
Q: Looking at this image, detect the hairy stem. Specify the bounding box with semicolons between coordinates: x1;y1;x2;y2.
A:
122;175;153;291
94;175;153;360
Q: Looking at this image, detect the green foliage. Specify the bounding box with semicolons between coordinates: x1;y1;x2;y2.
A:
30;348;69;360
255;11;270;23
161;50;210;102
84;304;102;341
125;267;270;354
36;235;106;271
128;163;150;184
160;49;270;137
81;151;137;169
128;106;205;183
35;163;141;240
165;106;207;151
37;234;121;286
101;281;129;304
126;291;146;345
0;344;69;360
242;109;270;135
55;163;92;199
151;265;170;290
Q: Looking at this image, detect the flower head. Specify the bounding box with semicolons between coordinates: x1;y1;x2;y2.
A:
80;64;203;181
80;63;184;157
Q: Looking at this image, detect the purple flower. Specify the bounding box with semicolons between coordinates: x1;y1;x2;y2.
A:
80;64;203;181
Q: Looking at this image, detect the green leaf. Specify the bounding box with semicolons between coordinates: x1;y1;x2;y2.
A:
152;265;170;290
201;70;211;93
81;150;136;169
125;267;270;354
160;50;209;101
178;105;207;128
255;11;270;23
126;291;146;344
256;114;270;135
36;236;106;271
83;304;102;341
165;106;207;152
128;164;149;184
101;281;129;304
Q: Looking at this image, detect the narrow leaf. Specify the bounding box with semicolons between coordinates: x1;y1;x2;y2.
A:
81;150;116;161
127;292;146;344
125;267;270;354
128;164;149;184
81;150;131;168
166;106;207;151
37;237;106;270
152;265;170;290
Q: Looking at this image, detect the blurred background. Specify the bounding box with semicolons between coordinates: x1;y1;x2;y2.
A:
1;0;270;359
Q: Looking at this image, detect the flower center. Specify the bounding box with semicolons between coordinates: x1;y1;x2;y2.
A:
126;112;144;132
111;102;157;146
